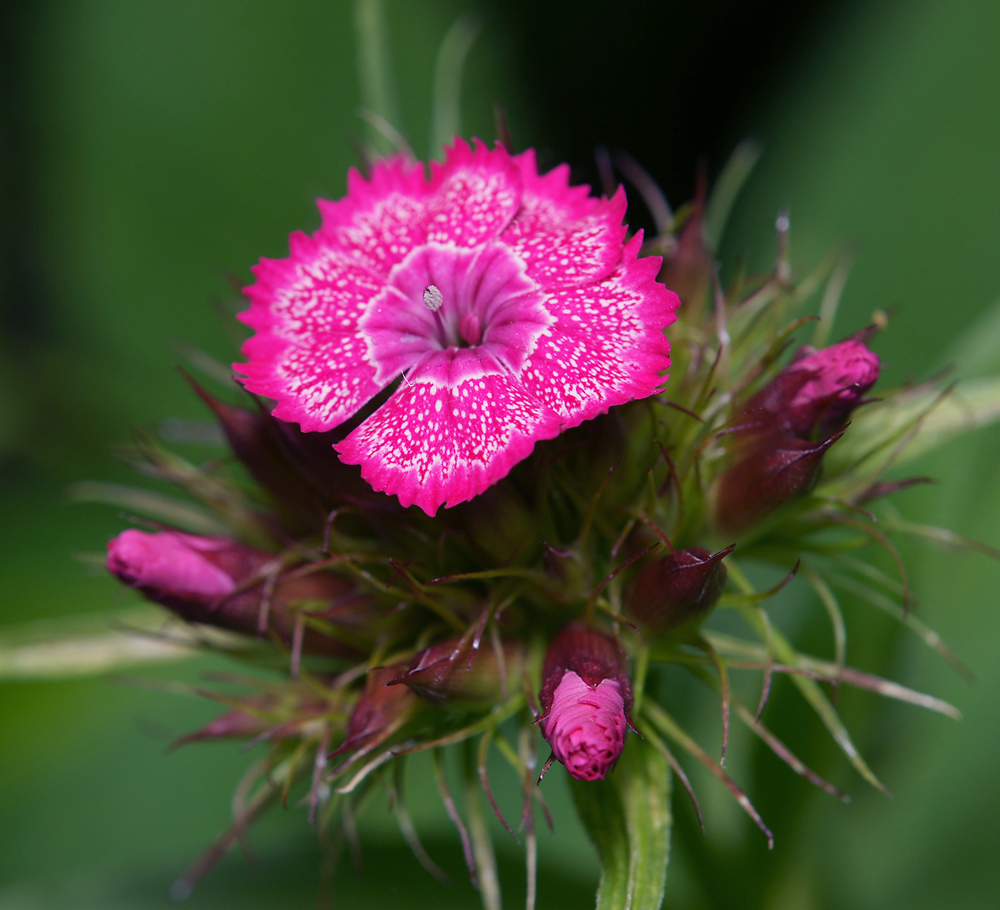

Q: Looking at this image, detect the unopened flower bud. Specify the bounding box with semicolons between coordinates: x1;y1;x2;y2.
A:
107;529;241;602
174;689;330;750
539;625;633;781
785;339;880;436
742;338;880;440
184;372;389;530
714;432;842;535
332;664;417;757
626;545;733;634
184;374;325;529
389;638;522;704
106;529;360;656
172;706;271;749
658;172;711;314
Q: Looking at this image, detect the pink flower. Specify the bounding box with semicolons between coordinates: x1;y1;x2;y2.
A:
236;139;677;516
539;624;633;781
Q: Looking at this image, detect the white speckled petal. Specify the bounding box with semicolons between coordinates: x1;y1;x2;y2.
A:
423;139;523;248
235;238;388;432
518;234;678;425
335;350;562;516
317;156;432;277
239;330;382;433
501;149;628;288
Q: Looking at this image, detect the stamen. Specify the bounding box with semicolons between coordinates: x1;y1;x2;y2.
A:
423;285;444;312
423;285;448;347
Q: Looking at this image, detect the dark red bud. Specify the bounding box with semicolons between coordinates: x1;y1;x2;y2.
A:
331;664;417;757
714;431;842;535
626;545;733;633
389;638;520;704
184;373;389;530
183;374;329;529
172;689;328;749
172;706;270;748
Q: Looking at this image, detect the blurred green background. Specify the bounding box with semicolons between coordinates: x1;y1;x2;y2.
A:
2;1;999;907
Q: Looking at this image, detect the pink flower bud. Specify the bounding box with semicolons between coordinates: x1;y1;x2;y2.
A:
785;339;880;436
107;529;238;602
106;529;361;656
538;625;633;781
626;545;733;634
741;338;880;440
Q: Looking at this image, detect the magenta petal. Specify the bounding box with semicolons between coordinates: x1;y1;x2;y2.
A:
424;139;523;248
239;245;384;341
239;330;383;433
107;530;236;600
236;244;389;432
520;234;678;425
334;355;562;516
317;156;432;277
501;149;628;288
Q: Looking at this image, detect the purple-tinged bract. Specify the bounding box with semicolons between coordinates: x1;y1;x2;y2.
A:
236;139;678;516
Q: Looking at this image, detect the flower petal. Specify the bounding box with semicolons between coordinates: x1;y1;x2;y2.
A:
519;234;678;425
236;241;389;431
239;330;384;433
501;149;628;288
424;139;523;248
335;350;562;515
317;156;432;277
238;240;384;341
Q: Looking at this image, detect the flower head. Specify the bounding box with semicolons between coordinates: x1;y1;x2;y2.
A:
539;624;633;781
236;139;677;515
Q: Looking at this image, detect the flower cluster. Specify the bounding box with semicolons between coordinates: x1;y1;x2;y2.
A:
96;137;985;909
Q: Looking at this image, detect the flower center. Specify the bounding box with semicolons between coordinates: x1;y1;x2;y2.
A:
360;242;554;385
